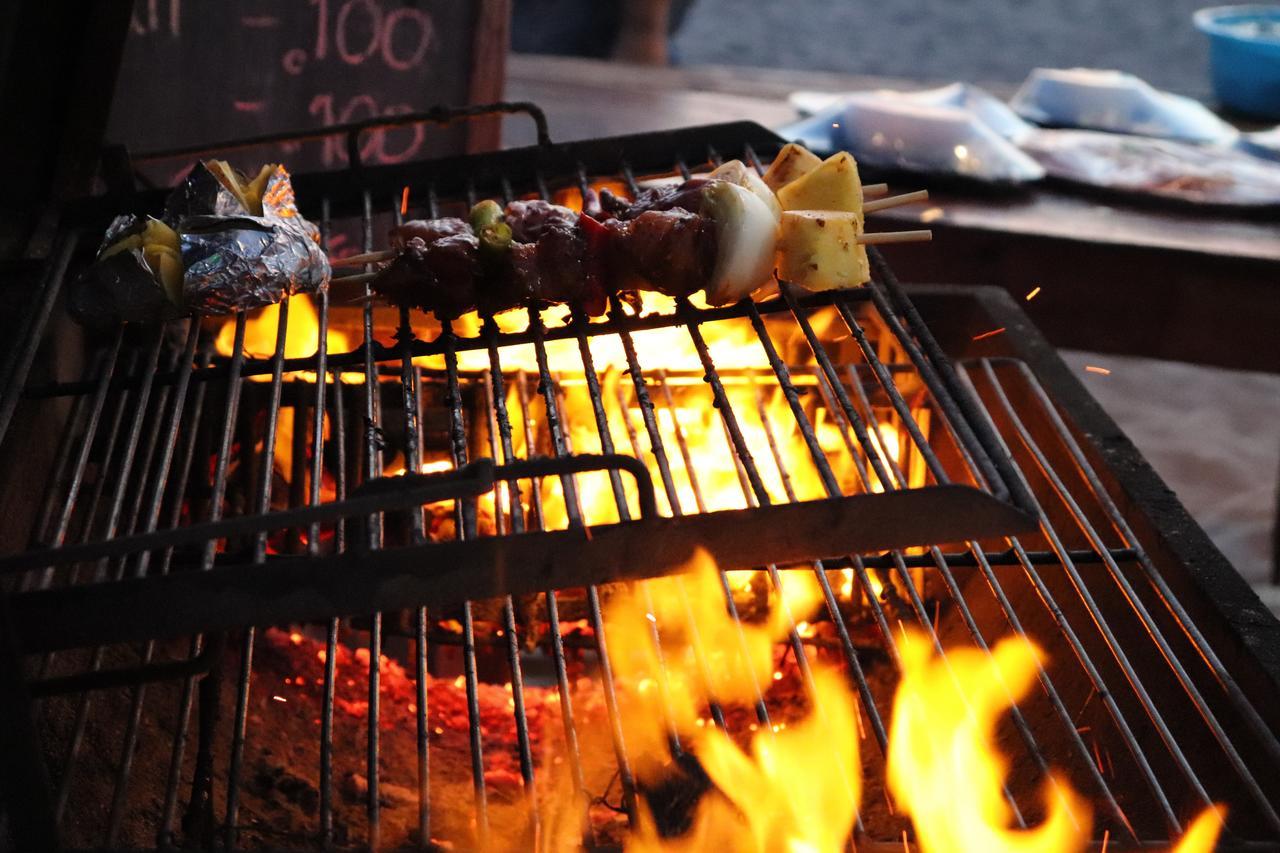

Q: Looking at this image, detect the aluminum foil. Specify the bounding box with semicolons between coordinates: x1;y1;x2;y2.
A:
174;164;330;315
69;215;184;328
73;163;330;326
162;162;249;221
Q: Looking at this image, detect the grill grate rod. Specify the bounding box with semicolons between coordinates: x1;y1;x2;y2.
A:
224;294;292;849
104;325;205;847
22;330;123;594
1007;358;1280;774
974;359;1280;836
834;360;1138;839
48;327;165;825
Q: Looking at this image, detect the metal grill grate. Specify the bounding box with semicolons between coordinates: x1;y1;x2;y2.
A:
1;114;1278;851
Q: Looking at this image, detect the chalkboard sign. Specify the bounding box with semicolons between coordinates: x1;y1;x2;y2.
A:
105;0;509;183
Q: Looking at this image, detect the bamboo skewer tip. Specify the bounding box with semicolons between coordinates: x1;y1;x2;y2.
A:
863;189;929;214
329;249;398;269
857;229;932;245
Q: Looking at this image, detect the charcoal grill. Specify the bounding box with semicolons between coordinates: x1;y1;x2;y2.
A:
1;107;1278;853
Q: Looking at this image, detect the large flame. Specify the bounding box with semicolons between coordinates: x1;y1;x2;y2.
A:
682;666;861;853
594;550;860;853
887;629;1092;853
886;628;1225;853
214;294;353;382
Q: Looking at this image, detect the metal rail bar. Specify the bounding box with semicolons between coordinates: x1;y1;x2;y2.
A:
977;359;1280;835
838;362;1137;840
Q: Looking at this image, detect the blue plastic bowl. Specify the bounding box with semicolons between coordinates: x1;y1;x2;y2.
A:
1195;5;1280;119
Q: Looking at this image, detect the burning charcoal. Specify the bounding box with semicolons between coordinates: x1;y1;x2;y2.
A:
343;772;415;809
250;763;319;816
638;750;715;838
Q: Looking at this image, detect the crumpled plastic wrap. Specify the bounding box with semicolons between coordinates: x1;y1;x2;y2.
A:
779;78;1280;205
1020;129;1280;207
1011;68;1239;145
778;88;1045;184
71;162;329;326
69;215;185;327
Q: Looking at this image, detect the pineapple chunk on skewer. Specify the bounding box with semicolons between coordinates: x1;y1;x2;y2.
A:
776;152;865;229
762;142;823;192
776;210;870;292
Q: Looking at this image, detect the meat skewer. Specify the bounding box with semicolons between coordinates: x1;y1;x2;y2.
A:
369;179;777;319
359;150;929;320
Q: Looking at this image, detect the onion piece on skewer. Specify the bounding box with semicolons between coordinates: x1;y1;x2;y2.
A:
710;159;783;221
700;181;780;306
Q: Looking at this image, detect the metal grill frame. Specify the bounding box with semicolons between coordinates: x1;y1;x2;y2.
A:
0;113;1278;852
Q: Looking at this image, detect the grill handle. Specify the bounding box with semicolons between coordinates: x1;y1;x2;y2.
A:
344;101;553;170
0;453;655;578
131;102;552;166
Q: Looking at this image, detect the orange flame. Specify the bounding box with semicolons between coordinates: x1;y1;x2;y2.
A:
214;294;354;383
1170;805;1225;853
886;629;1225;853
887;629;1092;853
591;550;860;853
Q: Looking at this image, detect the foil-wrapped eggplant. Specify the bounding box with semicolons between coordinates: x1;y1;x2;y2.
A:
71;160;330;327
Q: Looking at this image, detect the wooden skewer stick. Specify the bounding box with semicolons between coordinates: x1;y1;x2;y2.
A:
331;271;380;286
862;183;890;199
856;230;932;245
330;249;397;268
863;189;929;214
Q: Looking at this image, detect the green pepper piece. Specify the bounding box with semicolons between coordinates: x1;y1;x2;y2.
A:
470;199;504;233
478;221;513;257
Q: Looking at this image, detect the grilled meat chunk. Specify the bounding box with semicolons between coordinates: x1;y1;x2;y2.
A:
389;217;471;249
372;233;480;319
604;209;718;298
503;200;580;243
600;178;713;220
